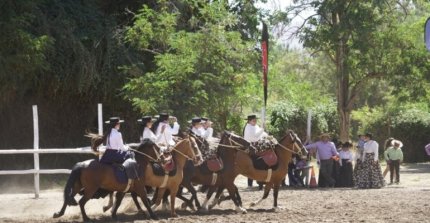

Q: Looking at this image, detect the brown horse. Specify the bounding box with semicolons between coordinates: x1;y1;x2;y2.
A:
191;131;253;213
217;130;307;210
53;138;160;221
110;137;203;218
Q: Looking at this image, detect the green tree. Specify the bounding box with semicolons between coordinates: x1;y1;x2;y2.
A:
123;1;260;132
286;0;430;141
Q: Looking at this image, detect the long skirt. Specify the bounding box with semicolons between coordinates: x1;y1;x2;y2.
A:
338;159;353;187
100;149;132;164
355;153;385;188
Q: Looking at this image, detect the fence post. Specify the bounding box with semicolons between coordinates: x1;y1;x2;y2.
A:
32;105;40;198
307;110;312;141
98;103;103;135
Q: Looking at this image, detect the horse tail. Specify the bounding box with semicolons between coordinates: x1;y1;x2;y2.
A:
85;132;106;152
63;163;83;206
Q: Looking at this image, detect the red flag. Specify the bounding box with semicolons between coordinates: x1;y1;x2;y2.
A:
262;22;269;107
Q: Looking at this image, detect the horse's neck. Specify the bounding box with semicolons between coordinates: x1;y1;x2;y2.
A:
276;139;293;164
173;144;190;169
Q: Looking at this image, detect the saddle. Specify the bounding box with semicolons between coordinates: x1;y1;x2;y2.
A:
150;152;177;176
251;150;279;171
111;158;143;184
206;156;224;172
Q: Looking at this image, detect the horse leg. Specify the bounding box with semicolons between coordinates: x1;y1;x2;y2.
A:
250;182;273;208
131;192;145;214
103;192;113;212
169;187;179;217
272;183;284;211
186;183;199;211
199;186;215;211
208;186;224;209
53;170;82;218
111;192;125;220
235;185;243;206
162;189;170;211
135;186;158;220
151;188;166;210
79;187;98;222
226;185;247;214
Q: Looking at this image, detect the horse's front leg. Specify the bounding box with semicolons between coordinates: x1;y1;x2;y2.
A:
250;182;272;208
103;192;113;212
170;187;179;217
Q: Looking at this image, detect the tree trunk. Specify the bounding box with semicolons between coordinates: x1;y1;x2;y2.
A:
338;107;351;142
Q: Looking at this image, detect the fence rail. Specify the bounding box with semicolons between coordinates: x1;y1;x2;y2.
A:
0;104;104;198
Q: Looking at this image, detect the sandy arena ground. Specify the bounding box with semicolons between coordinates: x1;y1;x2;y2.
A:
0;163;429;223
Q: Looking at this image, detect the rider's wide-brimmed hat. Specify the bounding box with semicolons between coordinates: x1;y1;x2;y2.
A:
158;112;169;121
137;116;156;124
245;114;258;120
391;139;403;148
188;117;202;124
105;117;124;125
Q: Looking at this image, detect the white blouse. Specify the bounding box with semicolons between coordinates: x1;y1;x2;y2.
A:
362;140;379;161
142;127;157;142
244;123;268;143
155;122;180;146
339;150;353;166
202;127;214;139
106;128;126;151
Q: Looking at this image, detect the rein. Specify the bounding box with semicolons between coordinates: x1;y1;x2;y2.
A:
170;139;198;161
276;133;303;155
128;146;160;162
217;134;249;152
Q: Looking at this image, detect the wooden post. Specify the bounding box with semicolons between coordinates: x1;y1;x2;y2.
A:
32;105;40;198
98;103;103;135
307;110;312;141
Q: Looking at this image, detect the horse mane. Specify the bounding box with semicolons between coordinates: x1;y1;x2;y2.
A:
85;132;105;152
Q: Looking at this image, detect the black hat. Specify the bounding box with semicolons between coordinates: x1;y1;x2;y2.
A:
342;141;353;148
189;117;202;124
137;116;154;124
245;115;258;121
201;117;208;123
105;117;124;125
365;133;373;139
159;113;169;121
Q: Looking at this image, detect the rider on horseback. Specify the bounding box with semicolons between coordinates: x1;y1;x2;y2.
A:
99;117;133;164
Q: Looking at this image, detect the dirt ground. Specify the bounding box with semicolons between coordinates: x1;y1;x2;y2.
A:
0;163;429;223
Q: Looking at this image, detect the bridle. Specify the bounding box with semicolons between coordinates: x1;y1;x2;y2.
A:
217;133;253;153
276;132;306;156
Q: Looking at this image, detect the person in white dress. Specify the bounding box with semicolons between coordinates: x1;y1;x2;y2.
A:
243;114;268;143
138;116;157;142
151;113;180;152
100;117;131;164
201;117;214;139
190;117;205;137
243;114;268;189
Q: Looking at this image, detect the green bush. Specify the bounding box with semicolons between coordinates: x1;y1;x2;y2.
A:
268;101;339;140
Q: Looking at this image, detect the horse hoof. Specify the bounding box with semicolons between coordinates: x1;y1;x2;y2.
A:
170;213;179;218
272;206;285;212
53;212;62;218
235;206;247;214
181;202;187;211
102;207;109;212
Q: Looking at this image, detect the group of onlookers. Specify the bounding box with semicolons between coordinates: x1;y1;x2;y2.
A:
285;133;404;189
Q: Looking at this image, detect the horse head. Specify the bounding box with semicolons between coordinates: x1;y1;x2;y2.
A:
220;131;255;152
173;137;203;166
133;139;161;162
278;130;308;156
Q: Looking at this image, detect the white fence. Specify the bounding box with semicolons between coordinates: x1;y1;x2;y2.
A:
0;104;104;198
